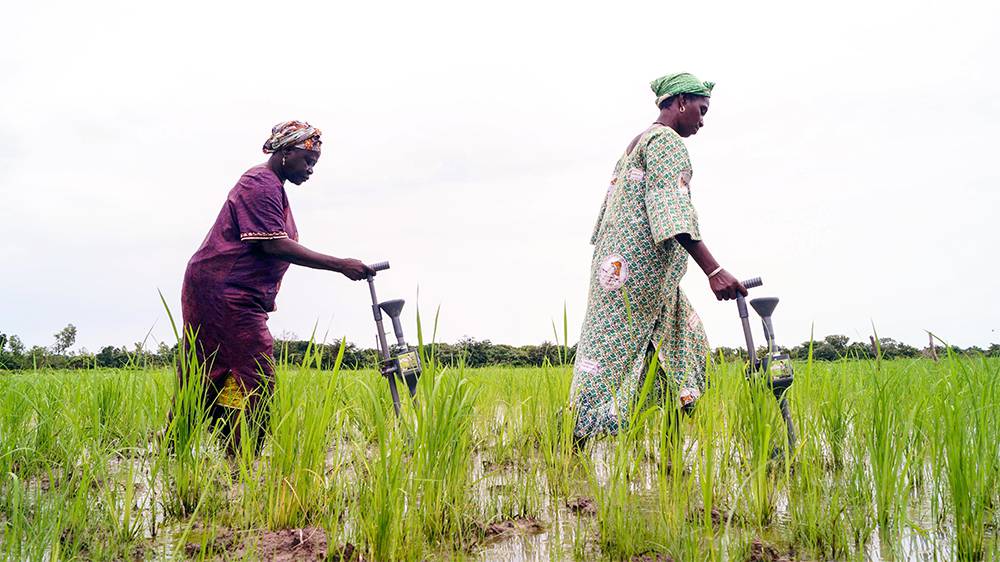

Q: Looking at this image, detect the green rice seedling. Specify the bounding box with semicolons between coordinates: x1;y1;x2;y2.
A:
697;359;744;523
158;293;221;519
538;365;577;500
1;475;29;560
0;379;32;490
733;371;781;528
585;355;661;559
260;338;347;529
481;458;545;524
352;377;423;561
939;351;999;560
693;358;743;535
4;312;998;562
48;457;99;558
410;363;477;543
654;394;696;554
477;369;524;470
1;375;65;481
899;363;936;495
844;420;876;548
99;456;145;546
787;413;853;558
91;373;129;447
816;358;854;470
868;365;914;537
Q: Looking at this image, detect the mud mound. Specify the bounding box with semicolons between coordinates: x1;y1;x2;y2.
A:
746;538;793;562
565;496;597;515
185;526;328;561
482;516;545;539
630;553;674;562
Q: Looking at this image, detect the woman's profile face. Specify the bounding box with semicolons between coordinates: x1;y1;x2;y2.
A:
283;149;321;185
678;96;710;137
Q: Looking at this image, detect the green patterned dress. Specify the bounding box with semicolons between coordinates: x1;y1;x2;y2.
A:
571;125;709;438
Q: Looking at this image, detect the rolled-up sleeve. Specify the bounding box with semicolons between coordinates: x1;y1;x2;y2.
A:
644;132;700;244
232;176;288;242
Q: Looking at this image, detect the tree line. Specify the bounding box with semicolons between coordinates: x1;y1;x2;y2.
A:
2;325;998;371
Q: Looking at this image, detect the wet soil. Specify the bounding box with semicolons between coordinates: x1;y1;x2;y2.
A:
630;554;674;562
481;517;545;540
747;538;794;562
184;526;329;561
565;496;597;516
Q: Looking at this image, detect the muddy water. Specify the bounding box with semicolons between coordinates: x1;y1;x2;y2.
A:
55;438;979;561
469;439;978;562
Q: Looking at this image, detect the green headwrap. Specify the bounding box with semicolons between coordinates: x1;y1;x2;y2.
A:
650;72;715;106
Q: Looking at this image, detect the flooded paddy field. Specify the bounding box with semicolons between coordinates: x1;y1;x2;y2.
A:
1;356;997;560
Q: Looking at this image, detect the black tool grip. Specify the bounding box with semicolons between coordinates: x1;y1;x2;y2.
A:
741;277;762;289
368;261;390;272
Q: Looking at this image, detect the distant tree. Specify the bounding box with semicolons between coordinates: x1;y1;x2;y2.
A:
485;344;529;367
875;338;920;359
96;345;128;368
0;335;27;369
845;341;873;359
8;335;25;356
456;337;493;367
52;324;78;355
156;342;172;362
525;342;562;366
28;345;50;368
824;335;849;356
811;341;839;361
988;343;1000;357
712;346;745;362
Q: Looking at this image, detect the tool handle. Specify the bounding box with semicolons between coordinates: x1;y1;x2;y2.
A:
368;261;390;272
741;277;762;289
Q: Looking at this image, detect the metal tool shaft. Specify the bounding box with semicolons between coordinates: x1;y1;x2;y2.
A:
737;278;761;364
366;262;401;416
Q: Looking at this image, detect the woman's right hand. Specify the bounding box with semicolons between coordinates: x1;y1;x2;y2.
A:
709;269;747;301
337;258;375;281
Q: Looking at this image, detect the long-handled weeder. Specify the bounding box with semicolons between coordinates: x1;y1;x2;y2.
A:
737;277;797;453
365;261;422;416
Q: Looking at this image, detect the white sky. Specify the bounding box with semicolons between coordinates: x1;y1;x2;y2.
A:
2;0;998;354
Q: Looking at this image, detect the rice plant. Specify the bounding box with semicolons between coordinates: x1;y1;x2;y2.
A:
0;338;997;560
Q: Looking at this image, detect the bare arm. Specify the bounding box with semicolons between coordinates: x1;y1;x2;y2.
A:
675;233;747;301
258;238;373;281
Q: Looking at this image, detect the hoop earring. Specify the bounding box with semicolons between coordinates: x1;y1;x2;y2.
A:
679;106;686;113
282;155;286;167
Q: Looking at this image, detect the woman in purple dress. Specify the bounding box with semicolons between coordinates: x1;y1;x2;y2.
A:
180;121;372;454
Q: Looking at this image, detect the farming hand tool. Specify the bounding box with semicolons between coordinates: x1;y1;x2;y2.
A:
736;277;797;452
366;261;422;416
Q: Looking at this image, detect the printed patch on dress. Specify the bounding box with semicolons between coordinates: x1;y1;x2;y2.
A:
598;254;629;291
577;357;602;376
657;344;670;369
627;168;645;182
605;177;618;198
686;310;702;330
677;170;692;195
679;387;702;407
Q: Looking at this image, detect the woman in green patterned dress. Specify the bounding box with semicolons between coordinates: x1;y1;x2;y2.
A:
571;72;747;439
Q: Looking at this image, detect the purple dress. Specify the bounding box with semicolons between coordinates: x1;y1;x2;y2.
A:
181;165;297;399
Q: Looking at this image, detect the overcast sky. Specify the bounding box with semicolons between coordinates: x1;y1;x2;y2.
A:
2;0;998;354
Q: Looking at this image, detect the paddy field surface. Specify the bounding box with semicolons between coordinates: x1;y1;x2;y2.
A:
1;354;997;561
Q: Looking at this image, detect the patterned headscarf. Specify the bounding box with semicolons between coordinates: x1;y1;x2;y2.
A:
650;73;715;106
262;120;322;153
